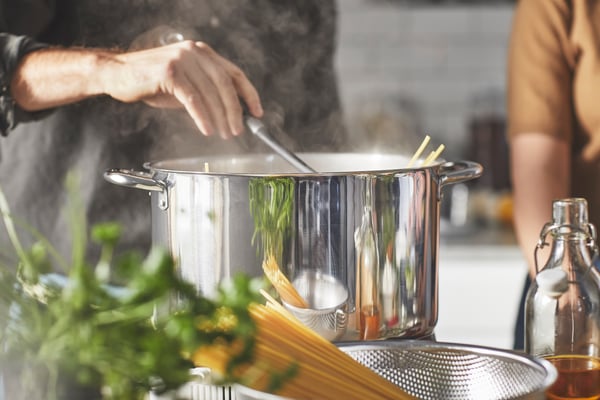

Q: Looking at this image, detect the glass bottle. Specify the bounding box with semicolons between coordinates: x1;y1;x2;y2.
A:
525;198;600;399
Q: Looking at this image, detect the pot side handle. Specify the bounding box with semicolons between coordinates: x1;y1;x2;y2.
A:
437;160;483;188
103;168;166;192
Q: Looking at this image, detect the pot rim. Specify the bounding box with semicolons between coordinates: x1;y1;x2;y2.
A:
143;152;446;176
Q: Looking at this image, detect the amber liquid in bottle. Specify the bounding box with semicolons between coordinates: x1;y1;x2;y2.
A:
359;305;380;340
544;355;600;400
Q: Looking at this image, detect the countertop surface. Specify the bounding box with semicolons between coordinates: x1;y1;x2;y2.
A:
436;223;526;350
440;219;518;247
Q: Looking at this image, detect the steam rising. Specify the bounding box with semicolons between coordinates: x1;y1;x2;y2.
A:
78;1;348;159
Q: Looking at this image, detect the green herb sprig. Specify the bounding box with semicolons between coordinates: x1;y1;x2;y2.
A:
0;174;264;400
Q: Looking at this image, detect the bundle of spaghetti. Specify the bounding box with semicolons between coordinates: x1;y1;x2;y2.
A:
262;254;308;308
193;292;414;400
251;301;413;399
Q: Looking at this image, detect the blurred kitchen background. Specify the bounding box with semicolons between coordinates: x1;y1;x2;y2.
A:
334;0;523;349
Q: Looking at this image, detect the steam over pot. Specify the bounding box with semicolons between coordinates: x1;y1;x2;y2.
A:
105;153;482;340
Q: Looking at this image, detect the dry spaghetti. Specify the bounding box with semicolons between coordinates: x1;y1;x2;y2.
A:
406;135;445;168
192;290;414;400
422;144;445;167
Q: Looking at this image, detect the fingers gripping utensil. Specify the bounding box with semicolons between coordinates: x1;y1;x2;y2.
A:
245;117;317;173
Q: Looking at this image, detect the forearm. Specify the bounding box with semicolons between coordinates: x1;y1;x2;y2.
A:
510;133;570;277
10;47;119;111
8;40;262;138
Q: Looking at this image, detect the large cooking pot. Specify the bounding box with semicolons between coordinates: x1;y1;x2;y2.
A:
105;153;482;340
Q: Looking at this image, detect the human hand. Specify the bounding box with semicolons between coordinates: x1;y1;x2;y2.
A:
104;40;263;138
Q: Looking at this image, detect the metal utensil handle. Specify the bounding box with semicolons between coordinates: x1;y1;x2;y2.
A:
438;160;483;187
245;116;317;174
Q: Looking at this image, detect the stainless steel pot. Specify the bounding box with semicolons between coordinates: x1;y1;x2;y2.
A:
105;153;482;340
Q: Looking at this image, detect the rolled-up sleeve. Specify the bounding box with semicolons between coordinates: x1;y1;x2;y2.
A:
0;34;49;135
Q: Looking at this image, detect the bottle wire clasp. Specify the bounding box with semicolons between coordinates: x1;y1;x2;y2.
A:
534;222;599;276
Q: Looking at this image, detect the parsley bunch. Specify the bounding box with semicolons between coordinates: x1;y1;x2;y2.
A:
0;175;262;400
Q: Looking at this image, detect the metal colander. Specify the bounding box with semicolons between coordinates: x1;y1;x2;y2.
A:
337;341;556;399
235;340;557;400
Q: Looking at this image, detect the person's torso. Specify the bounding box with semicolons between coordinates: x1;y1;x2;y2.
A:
558;2;600;230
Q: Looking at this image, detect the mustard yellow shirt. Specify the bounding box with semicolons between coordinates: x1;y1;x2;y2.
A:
508;0;600;228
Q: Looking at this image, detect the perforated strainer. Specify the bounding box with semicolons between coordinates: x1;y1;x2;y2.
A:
235;340;557;400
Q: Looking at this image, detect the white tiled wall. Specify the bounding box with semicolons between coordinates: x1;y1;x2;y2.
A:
335;0;515;159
